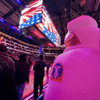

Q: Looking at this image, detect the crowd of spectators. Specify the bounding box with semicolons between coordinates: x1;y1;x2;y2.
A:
0;43;53;100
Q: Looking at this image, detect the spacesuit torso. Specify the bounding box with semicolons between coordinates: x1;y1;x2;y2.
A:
44;15;100;100
44;44;100;100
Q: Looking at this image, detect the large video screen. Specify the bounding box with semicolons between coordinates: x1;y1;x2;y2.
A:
36;6;60;47
19;0;43;30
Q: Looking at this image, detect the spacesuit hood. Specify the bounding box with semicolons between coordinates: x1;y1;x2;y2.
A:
65;15;100;48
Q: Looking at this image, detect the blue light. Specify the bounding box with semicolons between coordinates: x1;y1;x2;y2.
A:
0;17;5;23
40;45;42;54
11;26;16;30
28;36;32;39
16;0;21;5
18;30;21;33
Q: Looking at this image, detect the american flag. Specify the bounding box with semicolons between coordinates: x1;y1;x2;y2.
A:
19;0;43;30
36;6;60;47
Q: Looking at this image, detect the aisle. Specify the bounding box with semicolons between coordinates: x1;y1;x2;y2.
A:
22;83;48;100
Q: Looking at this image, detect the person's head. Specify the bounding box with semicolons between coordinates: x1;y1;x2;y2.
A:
19;53;27;61
39;54;43;60
0;44;7;52
65;15;100;49
64;32;81;48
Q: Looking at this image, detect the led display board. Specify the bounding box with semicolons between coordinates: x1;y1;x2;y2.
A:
36;6;60;47
18;1;60;47
19;0;43;29
47;43;55;47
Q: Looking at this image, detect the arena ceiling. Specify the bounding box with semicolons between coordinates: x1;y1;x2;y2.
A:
0;0;100;47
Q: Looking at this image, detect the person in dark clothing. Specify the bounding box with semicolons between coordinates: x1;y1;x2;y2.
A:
46;62;50;76
0;44;18;100
33;54;46;99
15;53;30;100
28;57;32;66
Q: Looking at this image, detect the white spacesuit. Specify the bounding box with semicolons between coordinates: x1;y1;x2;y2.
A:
44;15;100;100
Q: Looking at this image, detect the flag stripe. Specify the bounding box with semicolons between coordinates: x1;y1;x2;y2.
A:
22;4;42;16
19;0;42;29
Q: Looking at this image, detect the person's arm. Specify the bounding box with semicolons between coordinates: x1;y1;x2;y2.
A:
33;61;38;71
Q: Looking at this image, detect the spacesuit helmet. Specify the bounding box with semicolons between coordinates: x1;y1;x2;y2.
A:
64;15;100;48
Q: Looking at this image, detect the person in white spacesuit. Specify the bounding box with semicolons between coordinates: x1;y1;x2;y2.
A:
44;15;100;100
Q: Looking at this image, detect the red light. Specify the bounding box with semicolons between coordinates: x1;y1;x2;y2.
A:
14;26;18;30
47;43;55;47
30;28;45;38
83;0;85;5
61;44;65;47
